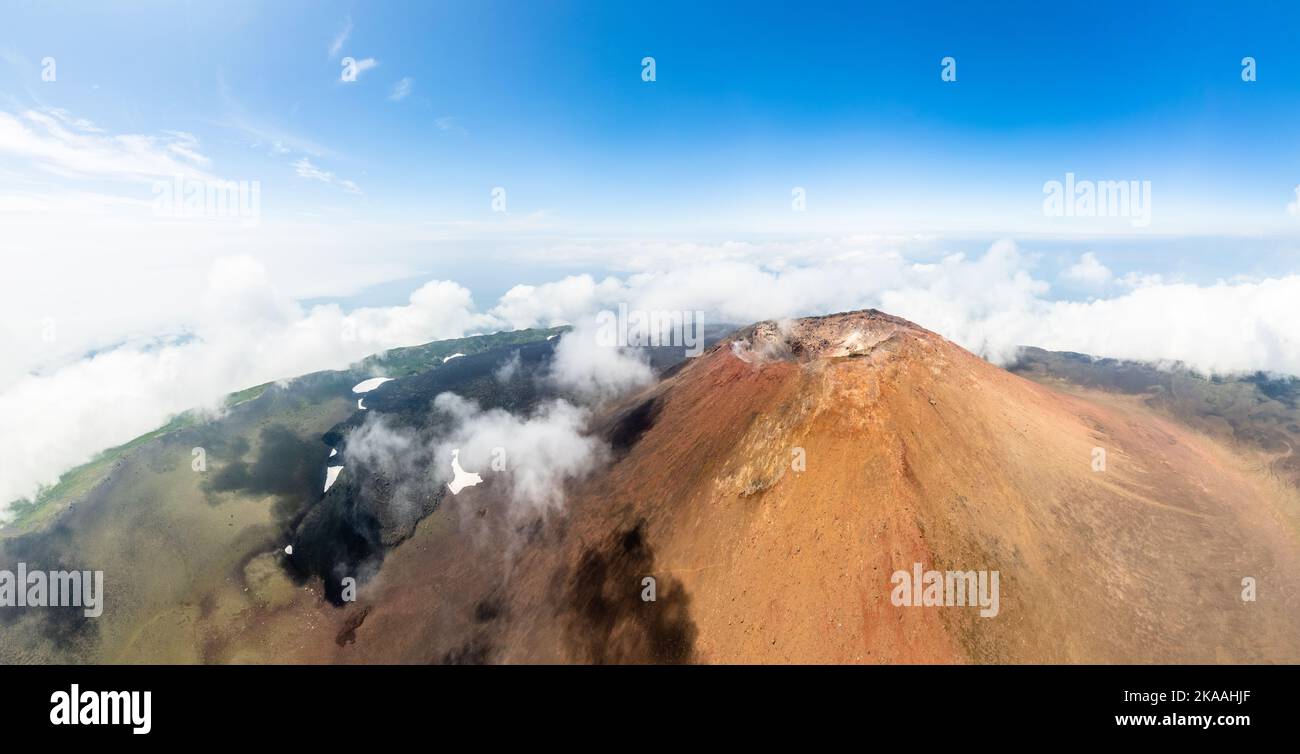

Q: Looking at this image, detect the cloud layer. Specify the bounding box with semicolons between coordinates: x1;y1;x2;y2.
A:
5;240;1300;514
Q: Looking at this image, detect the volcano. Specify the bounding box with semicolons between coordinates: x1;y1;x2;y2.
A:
322;310;1300;663
6;311;1299;665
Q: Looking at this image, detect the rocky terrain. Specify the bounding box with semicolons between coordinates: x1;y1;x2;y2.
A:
5;311;1299;664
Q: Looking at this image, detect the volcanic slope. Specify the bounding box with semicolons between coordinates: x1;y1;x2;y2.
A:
355;309;1300;664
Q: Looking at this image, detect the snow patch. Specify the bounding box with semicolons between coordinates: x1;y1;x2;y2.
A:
351;377;394;394
323;465;343;492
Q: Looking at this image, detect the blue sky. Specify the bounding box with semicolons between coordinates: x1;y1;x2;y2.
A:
5;0;1300;241
9;1;1300;506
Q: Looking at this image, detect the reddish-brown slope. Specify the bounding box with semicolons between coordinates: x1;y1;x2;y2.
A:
483;310;1300;663
264;309;1300;664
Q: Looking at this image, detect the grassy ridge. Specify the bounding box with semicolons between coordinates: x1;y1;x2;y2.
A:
2;326;566;534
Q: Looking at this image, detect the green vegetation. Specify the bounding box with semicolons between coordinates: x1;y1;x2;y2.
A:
223;382;272;408
1;327;566;535
353;326;566;377
3;409;205;533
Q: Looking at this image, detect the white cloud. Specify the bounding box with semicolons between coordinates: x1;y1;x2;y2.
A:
547;316;655;403
0;256;495;510
339;413;426;526
43;108;104;134
1061;251;1113;286
0;190;149;215
388;77;413;102
484;239;1300;377
1117;271;1166;289
0;108;215;183
328;16;352;58
8;238;1300;519
161;130;210;167
337;392;606;535
431;394;605;519
1006;278;1300;375
490;275;623;330
435;116;467;136
1287;185;1300;216
291;157;361;194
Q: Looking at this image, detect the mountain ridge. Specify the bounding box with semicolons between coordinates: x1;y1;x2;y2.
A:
5;311;1299;664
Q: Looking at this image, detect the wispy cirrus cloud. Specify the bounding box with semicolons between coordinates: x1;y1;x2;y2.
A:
216;70;337;159
292;157;361;194
160;130;210;167
435;116;468;136
389;77;413;102
0;108;214;183
221;114;335;159
328;16;352;58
